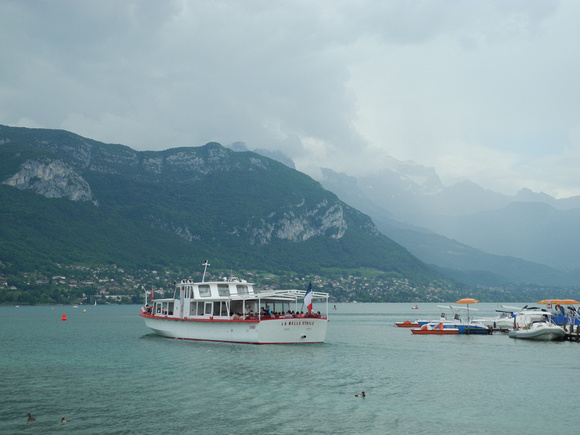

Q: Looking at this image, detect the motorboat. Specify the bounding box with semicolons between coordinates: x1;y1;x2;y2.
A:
140;261;330;344
508;309;565;341
411;322;459;335
471;311;515;331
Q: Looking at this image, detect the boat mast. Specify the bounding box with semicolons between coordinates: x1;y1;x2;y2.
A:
202;260;210;283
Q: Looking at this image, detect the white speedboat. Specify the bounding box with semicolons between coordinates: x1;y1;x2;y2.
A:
508;310;565;341
140;262;330;344
472;311;515;331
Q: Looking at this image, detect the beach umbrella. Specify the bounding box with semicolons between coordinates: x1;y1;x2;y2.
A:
456;298;479;323
537;299;561;304
559;299;579;305
456;298;479;304
537;299;562;310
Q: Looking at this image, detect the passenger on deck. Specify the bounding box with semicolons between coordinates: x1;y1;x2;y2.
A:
284;310;293;318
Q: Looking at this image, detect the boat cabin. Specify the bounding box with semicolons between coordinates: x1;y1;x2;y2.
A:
147;278;323;321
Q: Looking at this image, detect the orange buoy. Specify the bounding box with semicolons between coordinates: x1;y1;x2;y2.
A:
62;314;67;321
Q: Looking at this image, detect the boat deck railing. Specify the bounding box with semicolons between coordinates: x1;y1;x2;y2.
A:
140;310;328;322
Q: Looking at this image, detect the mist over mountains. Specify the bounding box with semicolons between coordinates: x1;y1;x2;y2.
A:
233;143;580;286
315;162;580;286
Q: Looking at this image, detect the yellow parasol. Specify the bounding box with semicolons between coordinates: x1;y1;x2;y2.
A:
456;298;479;323
558;299;580;305
456;298;479;304
537;299;561;305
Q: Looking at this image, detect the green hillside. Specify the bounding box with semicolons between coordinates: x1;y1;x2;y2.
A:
0;125;441;289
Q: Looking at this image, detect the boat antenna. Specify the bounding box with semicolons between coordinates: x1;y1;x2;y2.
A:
202;260;210;283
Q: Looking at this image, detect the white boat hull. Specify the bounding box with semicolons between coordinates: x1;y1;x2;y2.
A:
473;318;514;330
142;315;328;344
508;324;566;341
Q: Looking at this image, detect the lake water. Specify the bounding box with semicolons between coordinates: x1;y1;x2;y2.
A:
1;303;578;434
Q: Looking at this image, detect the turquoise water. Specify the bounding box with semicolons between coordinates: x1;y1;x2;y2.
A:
1;303;579;434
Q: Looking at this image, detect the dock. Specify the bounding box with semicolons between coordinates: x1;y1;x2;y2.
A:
562;324;580;342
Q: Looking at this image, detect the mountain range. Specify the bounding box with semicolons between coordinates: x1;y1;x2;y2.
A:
0;125;439;291
2;124;578;304
230;140;580;286
315;163;580;286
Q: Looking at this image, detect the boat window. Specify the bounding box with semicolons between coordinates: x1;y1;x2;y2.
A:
236;285;248;295
199;285;211;297
196;302;204;315
213;302;221;316
204;302;212;315
218;284;230;297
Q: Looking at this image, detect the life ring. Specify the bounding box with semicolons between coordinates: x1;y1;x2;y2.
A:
555;304;561;312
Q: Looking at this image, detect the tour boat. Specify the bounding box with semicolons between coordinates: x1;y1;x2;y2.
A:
140;262;330;344
411;322;459;335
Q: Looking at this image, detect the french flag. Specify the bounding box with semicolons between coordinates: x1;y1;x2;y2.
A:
304;282;313;313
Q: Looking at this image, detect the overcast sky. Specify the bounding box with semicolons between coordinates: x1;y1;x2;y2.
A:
1;0;579;198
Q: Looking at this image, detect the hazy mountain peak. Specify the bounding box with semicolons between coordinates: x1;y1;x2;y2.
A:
227;141;295;169
515;188;554;203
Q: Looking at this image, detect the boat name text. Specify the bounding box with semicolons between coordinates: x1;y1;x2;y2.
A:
281;321;315;326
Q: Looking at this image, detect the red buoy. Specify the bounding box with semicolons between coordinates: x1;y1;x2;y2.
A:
62;314;67;321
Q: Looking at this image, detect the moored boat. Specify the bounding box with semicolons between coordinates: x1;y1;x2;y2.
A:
471;310;514;331
140;262;330;344
418;305;491;334
395;320;420;328
411;322;459;335
508;309;565;341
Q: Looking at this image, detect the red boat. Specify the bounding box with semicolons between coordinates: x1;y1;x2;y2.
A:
395;320;420;328
411;322;459;335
